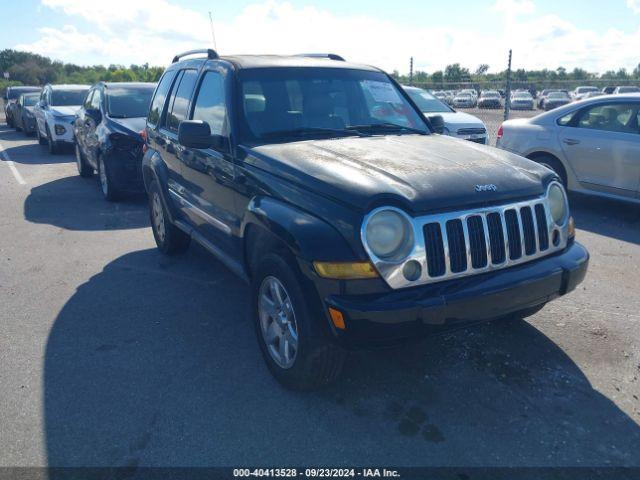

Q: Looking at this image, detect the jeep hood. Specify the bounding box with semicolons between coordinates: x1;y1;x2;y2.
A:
244;134;552;214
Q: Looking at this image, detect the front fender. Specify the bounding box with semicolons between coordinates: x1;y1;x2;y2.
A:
242;197;361;262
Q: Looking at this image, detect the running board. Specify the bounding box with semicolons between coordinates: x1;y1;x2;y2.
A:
174;219;249;284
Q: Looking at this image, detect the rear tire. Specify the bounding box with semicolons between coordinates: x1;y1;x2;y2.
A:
147;180;190;255
15;119;22;132
252;252;346;390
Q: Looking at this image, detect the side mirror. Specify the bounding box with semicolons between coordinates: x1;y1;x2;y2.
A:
427;114;445;134
178;120;229;152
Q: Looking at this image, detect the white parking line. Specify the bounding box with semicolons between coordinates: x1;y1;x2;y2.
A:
0;140;26;185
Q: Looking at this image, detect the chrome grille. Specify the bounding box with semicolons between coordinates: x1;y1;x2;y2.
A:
361;184;570;290
457;127;487;135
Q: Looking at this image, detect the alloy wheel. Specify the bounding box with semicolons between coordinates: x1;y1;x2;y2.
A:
258;276;299;369
151;192;166;243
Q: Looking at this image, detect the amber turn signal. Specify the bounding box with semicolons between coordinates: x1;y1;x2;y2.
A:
568;216;575;238
328;307;346;330
313;261;379;279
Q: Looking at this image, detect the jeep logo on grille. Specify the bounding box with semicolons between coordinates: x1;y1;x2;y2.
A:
475;184;497;192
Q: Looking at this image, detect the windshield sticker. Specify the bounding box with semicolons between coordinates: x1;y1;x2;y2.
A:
363;80;402;104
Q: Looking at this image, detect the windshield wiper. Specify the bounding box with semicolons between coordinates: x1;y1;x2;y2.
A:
346;123;427;135
261;127;365;139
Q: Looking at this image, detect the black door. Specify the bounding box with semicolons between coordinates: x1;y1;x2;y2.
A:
180;68;238;257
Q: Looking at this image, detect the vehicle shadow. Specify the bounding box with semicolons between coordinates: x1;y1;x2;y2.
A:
0;126;73;164
24;175;148;231
569;193;640;245
44;247;640;468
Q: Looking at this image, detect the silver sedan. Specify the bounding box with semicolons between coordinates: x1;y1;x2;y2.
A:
496;94;640;204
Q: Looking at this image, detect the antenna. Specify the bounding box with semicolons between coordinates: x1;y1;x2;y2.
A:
208;11;217;51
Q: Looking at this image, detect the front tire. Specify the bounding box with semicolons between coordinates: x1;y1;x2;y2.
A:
46;126;59;154
147;180;190;255
97;155;120;201
75;143;93;178
36;125;47;145
252;252;346;390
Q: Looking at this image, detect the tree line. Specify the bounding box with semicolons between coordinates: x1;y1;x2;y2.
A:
393;62;640;89
0;49;164;91
1;48;639;92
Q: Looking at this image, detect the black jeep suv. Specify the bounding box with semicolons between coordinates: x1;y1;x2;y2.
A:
142;50;589;390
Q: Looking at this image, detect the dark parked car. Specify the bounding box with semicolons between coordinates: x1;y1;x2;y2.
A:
14;92;40;135
74;82;155;201
3;86;41;127
602;86;616;94
142;50;588;390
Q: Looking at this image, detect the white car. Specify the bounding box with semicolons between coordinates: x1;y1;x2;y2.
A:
33;84;90;154
496;94;640;204
452;93;476;108
613;86;640;94
571;86;599;101
509;91;534;110
403;86;488;144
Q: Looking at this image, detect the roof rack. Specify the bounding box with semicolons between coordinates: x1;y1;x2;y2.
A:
295;53;345;61
172;49;219;64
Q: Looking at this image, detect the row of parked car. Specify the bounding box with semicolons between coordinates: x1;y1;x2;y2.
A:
4;82;156;198
429;84;640;111
9;50;640;389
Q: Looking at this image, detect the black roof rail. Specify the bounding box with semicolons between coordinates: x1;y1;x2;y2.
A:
295;53;345;61
172;49;219;64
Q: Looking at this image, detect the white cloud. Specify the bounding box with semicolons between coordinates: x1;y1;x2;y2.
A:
491;0;536;15
13;0;640;74
627;0;640;14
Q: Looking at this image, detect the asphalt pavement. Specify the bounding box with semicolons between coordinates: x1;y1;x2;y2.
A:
1;114;639;469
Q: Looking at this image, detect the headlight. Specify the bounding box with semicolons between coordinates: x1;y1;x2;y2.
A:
548;182;568;225
364;209;414;260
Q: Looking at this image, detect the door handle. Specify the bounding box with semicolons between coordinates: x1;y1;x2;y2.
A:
563;138;580;145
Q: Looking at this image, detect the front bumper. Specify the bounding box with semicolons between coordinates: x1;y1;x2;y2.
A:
49;118;75;143
320;241;588;347
104;148;144;192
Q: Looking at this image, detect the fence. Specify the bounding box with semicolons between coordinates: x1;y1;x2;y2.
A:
402;50;640;144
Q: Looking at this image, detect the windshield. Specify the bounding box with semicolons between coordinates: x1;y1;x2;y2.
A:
238;68;428;143
548;92;568;99
513;93;532;99
51;89;88;107
8;87;40;100
405;88;451;113
107;86;155;118
481;92;500;98
23;95;39;106
576;87;598;94
617;86;640;93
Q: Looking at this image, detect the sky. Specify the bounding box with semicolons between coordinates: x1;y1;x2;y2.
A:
1;0;639;74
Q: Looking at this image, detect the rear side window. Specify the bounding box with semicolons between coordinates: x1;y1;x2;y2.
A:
575;103;639;134
192;71;227;136
148;70;177;127
166;70;198;131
